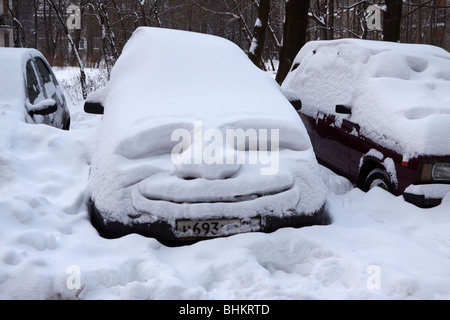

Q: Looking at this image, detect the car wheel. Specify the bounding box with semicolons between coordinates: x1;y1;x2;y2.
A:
363;168;394;193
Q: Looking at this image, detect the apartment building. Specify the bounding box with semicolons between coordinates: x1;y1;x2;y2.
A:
0;0;13;47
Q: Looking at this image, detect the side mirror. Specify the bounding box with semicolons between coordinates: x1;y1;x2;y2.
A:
280;88;302;111
336;104;352;115
27;99;58;117
290;99;302;111
84;101;104;115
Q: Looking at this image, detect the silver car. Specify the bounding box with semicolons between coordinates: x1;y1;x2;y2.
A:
0;48;70;130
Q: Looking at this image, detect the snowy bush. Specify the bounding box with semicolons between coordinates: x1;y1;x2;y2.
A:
54;66;109;105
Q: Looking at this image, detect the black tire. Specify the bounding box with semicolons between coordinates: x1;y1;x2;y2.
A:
363;168;394;193
63;116;71;131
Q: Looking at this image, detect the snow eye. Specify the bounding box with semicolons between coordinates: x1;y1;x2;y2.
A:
115;123;193;159
224;125;308;152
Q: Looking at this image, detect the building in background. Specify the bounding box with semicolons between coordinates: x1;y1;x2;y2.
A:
0;0;13;47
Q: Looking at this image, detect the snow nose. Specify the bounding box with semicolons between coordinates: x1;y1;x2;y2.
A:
174;141;241;180
175;162;241;180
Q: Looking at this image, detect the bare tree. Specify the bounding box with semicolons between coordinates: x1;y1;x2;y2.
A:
383;0;403;42
46;0;87;99
309;0;328;39
136;0;150;26
95;0;119;61
248;0;270;68
326;0;334;40
251;0;281;50
276;0;310;84
110;0;130;44
192;0;255;46
6;0;27;47
8;0;449;72
153;0;163;27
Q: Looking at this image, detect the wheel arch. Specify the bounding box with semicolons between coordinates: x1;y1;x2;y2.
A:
357;159;386;190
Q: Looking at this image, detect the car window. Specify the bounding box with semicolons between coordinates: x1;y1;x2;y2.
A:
34;57;58;98
34;58;54;84
26;60;44;104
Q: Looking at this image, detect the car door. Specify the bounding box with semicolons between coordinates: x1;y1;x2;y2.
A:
314;110;354;178
25;59;55;126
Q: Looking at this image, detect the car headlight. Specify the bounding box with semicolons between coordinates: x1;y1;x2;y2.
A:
420;162;450;182
432;163;450;181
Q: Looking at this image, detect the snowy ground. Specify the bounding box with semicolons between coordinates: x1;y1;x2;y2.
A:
1;67;450;300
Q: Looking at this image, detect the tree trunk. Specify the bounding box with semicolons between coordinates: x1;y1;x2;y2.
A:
327;0;334;40
46;0;87;99
111;0;129;44
152;0;163;28
383;0;403;42
136;0;149;26
275;0;310;85
248;0;270;69
7;0;27;47
33;0;38;48
96;0;119;61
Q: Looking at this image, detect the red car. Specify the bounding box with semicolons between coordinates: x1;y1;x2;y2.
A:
282;39;450;208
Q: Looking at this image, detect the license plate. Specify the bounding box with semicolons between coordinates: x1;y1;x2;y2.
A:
176;218;261;239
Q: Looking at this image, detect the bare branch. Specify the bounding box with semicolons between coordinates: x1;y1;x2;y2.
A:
46;0;87;99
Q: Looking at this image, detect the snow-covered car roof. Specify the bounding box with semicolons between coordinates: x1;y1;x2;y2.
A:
0;47;45;105
282;39;450;159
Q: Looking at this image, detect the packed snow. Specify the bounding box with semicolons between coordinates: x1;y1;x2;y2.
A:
282;39;450;160
1;51;450;300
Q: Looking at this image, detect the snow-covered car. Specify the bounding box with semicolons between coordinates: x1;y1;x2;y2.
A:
0;48;70;130
282;39;450;208
84;27;328;245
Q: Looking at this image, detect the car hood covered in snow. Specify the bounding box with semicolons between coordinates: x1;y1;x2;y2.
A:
88;27;326;225
282;39;450;160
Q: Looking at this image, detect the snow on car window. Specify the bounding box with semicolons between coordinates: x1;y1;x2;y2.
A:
26;61;45;105
35;57;58;99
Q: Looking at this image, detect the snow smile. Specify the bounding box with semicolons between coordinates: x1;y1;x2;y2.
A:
136;172;295;204
140;185;293;204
